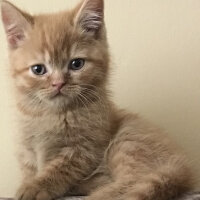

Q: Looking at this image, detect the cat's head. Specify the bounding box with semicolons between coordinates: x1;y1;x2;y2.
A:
1;0;109;113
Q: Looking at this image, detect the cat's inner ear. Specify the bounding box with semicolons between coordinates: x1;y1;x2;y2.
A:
74;0;104;34
1;1;33;49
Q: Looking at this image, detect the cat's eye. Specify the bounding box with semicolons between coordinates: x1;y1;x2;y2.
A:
69;58;85;70
31;64;47;76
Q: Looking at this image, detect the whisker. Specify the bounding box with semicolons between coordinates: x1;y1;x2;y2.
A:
77;93;92;121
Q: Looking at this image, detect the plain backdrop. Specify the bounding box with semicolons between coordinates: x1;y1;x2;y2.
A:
0;0;200;197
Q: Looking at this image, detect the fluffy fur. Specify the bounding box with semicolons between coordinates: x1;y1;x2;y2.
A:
1;0;196;200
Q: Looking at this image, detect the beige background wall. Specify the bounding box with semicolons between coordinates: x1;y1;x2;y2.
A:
0;0;200;197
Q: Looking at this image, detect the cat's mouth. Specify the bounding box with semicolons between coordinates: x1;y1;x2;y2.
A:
51;91;64;98
47;86;79;101
49;88;72;100
48;89;65;99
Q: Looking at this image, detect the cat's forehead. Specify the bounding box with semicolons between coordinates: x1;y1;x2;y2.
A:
30;12;81;66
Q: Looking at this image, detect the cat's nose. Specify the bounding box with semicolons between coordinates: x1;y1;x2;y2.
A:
52;81;66;91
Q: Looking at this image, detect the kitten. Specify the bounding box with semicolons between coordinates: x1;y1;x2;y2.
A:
1;0;197;200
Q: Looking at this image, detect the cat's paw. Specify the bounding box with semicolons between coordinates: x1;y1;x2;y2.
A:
15;182;52;200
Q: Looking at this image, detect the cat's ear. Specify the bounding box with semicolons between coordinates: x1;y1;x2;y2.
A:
74;0;104;35
1;0;33;49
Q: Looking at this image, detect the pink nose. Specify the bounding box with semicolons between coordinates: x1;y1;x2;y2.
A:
52;82;66;90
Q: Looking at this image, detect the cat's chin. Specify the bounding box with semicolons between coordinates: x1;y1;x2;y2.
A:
44;94;72;111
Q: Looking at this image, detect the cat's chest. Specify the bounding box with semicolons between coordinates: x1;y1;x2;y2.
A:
23;111;85;136
19;108;110;172
20;110;95;149
21;111;91;171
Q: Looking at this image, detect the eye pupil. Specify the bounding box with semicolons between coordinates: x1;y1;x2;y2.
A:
35;66;42;73
31;65;47;75
72;60;81;68
70;59;85;70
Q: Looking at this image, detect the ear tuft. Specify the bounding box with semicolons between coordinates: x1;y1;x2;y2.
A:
1;0;33;49
75;0;104;34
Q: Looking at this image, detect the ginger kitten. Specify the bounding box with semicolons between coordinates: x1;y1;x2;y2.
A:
1;0;197;200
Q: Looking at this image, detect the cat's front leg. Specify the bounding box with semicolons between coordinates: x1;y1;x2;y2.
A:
15;149;42;200
15;147;96;200
16;181;51;200
17;147;37;182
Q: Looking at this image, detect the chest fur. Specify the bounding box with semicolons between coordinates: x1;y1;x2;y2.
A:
19;109;110;171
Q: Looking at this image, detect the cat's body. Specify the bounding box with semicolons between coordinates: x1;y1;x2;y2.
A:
0;0;197;200
17;96;193;199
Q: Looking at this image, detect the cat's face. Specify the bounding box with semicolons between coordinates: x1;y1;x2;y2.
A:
1;0;109;111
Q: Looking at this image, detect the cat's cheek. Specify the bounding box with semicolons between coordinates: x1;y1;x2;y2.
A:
15;75;31;90
69;72;82;84
28;70;52;89
14;74;40;94
14;74;48;96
